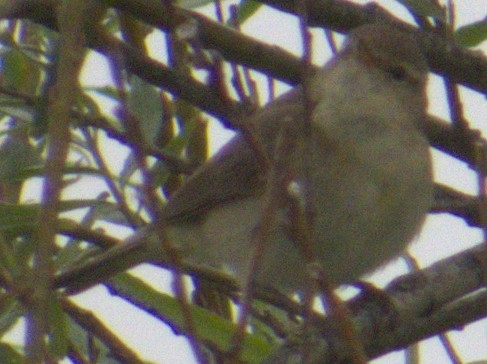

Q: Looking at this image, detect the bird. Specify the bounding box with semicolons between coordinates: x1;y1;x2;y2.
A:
57;23;433;295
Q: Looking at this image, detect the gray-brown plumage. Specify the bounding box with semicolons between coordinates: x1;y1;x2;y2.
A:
57;24;433;294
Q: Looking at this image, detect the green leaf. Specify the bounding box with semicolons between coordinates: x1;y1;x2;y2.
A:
0;297;22;336
0;343;23;364
249;299;287;346
88;200;130;226
47;297;68;359
2;163;140;192
0;95;35;122
13;165;99;182
78;92;103;118
149;160;172;188
1;50;31;91
109;274;272;363
67;316;121;364
85;85;120;101
237;0;263;24
396;0;444;19
0;237;17;274
55;233;97;270
0;134;40;183
103;9;121;34
127;76;163;146
119;152;138;187
456;20;487;47
0;200;120;233
166;116;197;154
176;0;215;9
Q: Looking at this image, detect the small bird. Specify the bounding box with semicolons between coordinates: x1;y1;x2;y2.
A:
58;23;433;294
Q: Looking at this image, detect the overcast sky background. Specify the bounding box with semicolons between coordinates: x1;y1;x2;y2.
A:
6;1;487;363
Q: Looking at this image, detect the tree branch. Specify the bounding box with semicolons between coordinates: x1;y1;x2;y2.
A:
27;1;88;361
62;299;145;363
103;0;487;94
264;245;487;363
56;222;487;362
1;0;486;92
0;0;486;174
257;0;487;94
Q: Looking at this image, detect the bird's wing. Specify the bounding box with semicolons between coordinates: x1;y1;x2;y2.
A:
162;87;305;223
162;136;262;222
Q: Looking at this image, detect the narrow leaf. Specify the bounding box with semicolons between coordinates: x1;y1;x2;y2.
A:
456;20;487;47
109;274;272;363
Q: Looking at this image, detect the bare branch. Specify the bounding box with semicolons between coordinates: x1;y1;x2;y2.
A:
265;245;487;363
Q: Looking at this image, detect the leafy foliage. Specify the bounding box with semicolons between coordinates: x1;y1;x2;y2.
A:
0;0;483;363
456;20;487;47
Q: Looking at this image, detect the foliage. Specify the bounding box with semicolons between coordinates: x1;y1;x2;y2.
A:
0;0;483;363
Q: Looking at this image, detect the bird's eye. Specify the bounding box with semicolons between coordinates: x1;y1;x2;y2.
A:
389;66;408;81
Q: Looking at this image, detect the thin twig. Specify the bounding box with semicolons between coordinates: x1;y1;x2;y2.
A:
81;128;140;228
228;122;295;362
106;35;206;362
62;299;145;363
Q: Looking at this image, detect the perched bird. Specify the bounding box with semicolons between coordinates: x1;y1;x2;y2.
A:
58;23;433;294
